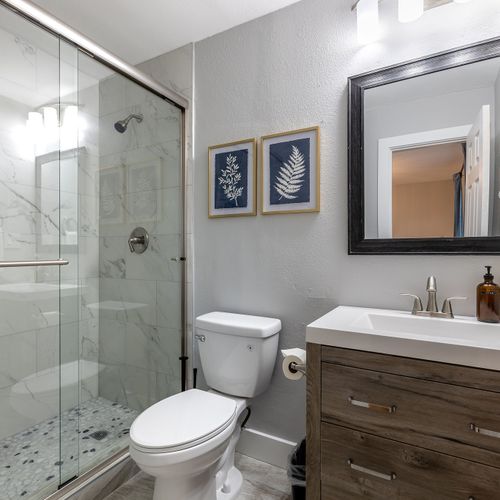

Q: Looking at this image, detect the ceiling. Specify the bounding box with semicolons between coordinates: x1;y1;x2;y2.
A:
393;142;465;185
31;0;302;65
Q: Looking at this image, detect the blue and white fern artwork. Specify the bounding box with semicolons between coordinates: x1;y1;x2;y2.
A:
214;149;248;209
270;138;310;205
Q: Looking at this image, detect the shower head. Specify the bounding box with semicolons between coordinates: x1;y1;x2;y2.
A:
114;113;143;133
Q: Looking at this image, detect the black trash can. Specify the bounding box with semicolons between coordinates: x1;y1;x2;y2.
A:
288;438;306;500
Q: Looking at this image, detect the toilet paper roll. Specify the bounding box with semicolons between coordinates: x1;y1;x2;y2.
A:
281;348;307;381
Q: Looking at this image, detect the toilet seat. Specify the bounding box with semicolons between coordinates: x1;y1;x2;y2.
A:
130;389;237;454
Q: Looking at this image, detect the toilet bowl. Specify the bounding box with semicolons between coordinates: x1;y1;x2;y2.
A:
130;389;247;500
129;312;281;500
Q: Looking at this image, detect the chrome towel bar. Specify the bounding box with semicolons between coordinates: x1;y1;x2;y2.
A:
0;259;69;268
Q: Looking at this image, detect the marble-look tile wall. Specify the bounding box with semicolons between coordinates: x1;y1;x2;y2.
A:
0;96;58;438
0;32;192;444
97;70;184;411
0;44;101;440
136;43;195;388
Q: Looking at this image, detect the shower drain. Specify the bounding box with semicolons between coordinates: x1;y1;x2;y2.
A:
89;430;109;441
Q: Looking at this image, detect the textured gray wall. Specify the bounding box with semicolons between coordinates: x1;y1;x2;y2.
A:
194;0;500;442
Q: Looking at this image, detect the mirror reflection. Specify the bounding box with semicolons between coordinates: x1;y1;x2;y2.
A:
364;58;500;239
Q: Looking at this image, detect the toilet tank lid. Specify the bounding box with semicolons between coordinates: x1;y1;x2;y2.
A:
196;312;281;338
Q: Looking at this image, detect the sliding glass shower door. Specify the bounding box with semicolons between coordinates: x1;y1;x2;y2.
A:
0;4;184;499
75;50;185;475
0;7;76;498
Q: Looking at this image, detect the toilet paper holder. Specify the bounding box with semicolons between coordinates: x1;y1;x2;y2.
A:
289;361;307;376
281;348;307;380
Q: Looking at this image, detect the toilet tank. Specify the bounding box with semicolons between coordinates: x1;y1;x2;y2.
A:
195;312;281;398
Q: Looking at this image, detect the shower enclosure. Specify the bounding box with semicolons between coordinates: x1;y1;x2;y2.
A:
0;2;186;499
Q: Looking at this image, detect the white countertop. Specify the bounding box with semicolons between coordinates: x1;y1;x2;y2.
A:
306;305;500;371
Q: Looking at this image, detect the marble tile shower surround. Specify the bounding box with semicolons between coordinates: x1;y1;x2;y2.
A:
136;43;195;387
97;72;183;413
0;79;101;440
0;33;189;500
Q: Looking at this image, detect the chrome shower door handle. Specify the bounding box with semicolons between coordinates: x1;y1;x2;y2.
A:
0;259;69;268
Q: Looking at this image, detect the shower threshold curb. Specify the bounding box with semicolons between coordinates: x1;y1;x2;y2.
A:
45;448;130;500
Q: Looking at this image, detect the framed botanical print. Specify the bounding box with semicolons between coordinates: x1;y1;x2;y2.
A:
208;138;257;218
261;126;320;215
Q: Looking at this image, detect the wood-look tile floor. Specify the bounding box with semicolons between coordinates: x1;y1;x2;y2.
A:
104;453;291;500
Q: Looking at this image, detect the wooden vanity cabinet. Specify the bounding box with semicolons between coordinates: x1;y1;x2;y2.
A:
307;344;500;500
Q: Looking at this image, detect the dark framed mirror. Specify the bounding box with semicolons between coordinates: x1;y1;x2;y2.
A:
35;147;84;252
349;37;500;254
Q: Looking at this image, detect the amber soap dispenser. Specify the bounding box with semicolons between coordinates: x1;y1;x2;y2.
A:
477;266;500;323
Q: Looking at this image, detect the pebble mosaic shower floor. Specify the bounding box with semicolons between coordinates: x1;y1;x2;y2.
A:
0;397;138;500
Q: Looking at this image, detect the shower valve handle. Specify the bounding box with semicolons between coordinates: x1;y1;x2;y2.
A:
128;236;145;252
128;227;149;254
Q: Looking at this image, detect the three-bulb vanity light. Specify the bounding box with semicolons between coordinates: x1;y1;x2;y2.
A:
355;0;474;45
25;103;81;151
26;104;78;134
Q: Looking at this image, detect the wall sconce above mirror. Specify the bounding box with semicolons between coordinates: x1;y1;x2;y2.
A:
354;0;474;45
348;37;500;254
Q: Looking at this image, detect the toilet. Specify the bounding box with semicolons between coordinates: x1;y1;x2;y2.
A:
129;311;281;500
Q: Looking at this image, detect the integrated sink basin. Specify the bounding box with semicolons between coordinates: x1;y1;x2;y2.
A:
307;306;500;370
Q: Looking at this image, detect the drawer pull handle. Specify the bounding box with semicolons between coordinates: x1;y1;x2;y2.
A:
469;423;500;439
349;397;397;414
347;459;396;481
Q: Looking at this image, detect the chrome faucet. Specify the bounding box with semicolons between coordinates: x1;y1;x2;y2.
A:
401;276;466;319
425;276;438;313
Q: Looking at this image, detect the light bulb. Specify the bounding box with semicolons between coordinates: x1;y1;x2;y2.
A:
63;105;78;129
398;0;424;23
26;111;43;133
357;0;380;45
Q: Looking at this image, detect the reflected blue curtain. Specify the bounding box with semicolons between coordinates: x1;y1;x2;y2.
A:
453;170;464;237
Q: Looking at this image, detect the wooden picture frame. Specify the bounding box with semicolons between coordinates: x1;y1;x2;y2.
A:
208;138;257;218
261;126;320;215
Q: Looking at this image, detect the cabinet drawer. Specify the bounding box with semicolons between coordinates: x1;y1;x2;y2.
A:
322;362;500;468
321;423;500;500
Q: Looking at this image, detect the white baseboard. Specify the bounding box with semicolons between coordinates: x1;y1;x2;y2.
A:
236;427;297;469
